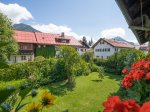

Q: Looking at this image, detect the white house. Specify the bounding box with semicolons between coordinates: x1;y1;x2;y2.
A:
92;38;134;59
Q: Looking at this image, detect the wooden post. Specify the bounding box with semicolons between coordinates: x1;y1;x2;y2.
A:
149;41;150;54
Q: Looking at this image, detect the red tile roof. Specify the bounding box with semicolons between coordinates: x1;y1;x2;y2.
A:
14;30;82;47
92;38;134;48
14;30;37;43
104;38;134;48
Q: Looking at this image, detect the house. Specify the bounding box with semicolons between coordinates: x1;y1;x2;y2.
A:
92;38;134;59
78;41;90;55
9;30;83;63
135;45;148;54
9;31;36;63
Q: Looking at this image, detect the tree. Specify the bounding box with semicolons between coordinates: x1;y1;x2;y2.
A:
82;36;87;44
0;12;18;68
57;46;80;85
88;37;93;46
81;50;93;63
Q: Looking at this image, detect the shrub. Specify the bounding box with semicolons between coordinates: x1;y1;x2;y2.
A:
81;50;93;63
74;59;91;76
0;58;56;84
57;46;80;85
103;58;150;111
34;56;45;61
52;58;68;82
94;48;146;75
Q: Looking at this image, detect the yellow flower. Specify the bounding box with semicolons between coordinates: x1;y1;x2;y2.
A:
26;103;41;112
40;91;56;109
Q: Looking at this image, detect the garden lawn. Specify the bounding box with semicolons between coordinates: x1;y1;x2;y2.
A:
23;72;121;112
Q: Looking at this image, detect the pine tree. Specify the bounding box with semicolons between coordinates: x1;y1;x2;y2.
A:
82;36;87;44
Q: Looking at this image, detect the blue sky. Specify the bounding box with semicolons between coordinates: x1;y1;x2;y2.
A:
0;0;137;43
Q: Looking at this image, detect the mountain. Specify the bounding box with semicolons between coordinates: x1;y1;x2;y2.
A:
112;36;135;46
13;23;40;32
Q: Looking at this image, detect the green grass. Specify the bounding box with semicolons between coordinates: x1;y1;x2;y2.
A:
21;72;121;112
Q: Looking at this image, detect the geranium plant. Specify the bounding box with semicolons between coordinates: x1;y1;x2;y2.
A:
103;58;150;112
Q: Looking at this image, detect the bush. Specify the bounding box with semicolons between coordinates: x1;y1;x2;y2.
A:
0;58;57;84
81;50;93;63
34;56;45;61
103;58;150;111
94;48;146;75
74;59;91;76
51;58;68;82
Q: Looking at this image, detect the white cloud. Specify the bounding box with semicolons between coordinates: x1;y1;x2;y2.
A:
0;2;33;23
100;28;125;39
32;23;91;41
100;28;137;43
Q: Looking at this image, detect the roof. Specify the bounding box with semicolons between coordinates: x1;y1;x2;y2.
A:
135;44;148;50
115;0;150;44
14;30;37;43
14;30;82;47
79;41;90;48
92;38;134;48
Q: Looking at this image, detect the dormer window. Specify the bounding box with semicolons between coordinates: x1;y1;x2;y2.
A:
55;38;70;43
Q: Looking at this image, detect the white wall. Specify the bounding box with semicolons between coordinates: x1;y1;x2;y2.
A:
77;47;88;55
8;54;34;64
93;41;120;59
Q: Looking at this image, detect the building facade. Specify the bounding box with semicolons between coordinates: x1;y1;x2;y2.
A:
9;30;83;63
92;38;134;59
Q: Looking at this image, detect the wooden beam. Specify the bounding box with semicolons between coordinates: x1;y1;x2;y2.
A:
115;0;143;44
129;26;150;31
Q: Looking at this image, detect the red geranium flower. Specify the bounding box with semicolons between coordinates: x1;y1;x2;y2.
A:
132;70;145;81
140;101;150;112
103;96;121;112
146;73;150;80
122;68;128;74
123;99;140;112
121;74;133;89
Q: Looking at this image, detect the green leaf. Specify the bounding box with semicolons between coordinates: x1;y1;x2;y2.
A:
19;87;31;98
145;84;150;92
15;102;30;112
127;89;141;103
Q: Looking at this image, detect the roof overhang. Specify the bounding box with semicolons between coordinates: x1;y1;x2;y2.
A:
115;0;150;44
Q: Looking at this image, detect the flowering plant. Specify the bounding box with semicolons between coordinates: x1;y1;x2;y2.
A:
103;58;150;112
103;96;150;112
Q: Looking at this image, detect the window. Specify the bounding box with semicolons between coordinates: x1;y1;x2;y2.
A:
101;56;103;59
20;44;33;50
108;48;110;52
80;49;83;52
102;49;104;52
96;56;99;58
105;48;107;52
107;56;109;59
100;40;104;44
21;56;26;60
100;49;101;52
115;48;118;52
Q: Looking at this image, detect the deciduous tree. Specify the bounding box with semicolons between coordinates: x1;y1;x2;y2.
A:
0;12;18;68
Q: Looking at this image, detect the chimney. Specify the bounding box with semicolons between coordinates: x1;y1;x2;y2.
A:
61;32;65;38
